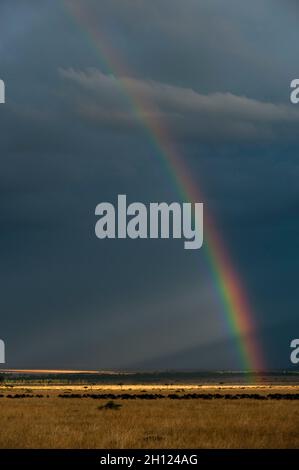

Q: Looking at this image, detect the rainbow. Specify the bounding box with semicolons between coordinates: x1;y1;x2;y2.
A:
62;0;265;372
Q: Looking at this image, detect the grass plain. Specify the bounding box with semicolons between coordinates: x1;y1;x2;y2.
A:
0;385;298;448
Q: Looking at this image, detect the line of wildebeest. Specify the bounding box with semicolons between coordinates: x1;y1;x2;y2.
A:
1;392;299;400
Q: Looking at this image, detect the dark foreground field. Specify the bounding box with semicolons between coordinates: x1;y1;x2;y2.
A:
0;385;298;448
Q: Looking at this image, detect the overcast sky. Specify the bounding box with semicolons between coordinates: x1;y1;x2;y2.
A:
0;0;299;370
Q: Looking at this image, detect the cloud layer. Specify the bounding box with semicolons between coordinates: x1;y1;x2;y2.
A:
60;68;299;142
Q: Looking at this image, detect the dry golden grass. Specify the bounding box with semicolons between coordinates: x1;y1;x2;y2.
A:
0;387;298;448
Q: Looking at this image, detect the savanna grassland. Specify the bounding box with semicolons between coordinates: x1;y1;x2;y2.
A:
0;385;299;448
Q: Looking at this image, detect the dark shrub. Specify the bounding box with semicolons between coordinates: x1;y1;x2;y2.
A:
98;400;122;410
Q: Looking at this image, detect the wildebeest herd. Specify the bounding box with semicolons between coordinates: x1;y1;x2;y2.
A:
1;392;299;400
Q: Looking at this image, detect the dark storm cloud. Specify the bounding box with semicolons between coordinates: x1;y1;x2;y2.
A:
0;0;299;369
59;0;299;100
